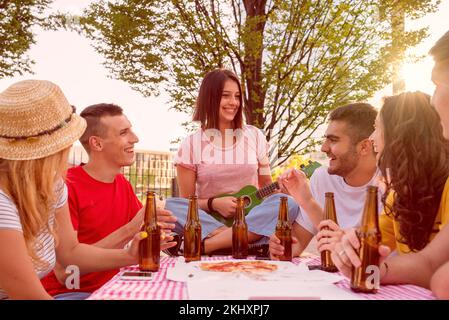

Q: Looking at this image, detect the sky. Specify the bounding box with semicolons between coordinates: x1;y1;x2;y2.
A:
0;0;190;152
370;0;449;106
1;0;448;152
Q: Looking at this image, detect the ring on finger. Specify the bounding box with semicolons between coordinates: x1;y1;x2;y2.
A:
338;250;346;258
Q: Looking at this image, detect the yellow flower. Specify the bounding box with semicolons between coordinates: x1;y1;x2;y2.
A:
271;153;313;180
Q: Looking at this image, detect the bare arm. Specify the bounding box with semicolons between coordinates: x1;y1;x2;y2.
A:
292;222;313;256
0;230;52;299
177;165;208;209
332;225;449;290
258;174;273;189
257;175;273;188
177;165;237;218
258;150;273;189
430;260;449;299
54;203;139;274
53;206;144;285
292;222;314;256
279;169;324;228
53;205;177;284
298;198;324;229
53;218;138;285
91;206;176;249
382;223;449;288
91;209;143;249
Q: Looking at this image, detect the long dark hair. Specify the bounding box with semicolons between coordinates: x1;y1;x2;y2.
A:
379;91;449;252
193;69;243;130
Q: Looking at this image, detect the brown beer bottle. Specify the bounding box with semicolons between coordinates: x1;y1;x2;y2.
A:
350;186;381;293
232;197;248;259
139;191;161;272
320;192;338;272
275;196;292;261
184;195;202;262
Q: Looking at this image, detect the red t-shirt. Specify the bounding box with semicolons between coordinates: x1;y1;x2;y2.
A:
41;165;142;295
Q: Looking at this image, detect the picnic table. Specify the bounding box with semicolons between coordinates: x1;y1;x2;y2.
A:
87;255;435;300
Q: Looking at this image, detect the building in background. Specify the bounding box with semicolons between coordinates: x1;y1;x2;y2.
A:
69;145;177;201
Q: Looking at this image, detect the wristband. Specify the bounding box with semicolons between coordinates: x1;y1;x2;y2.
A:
207;197;216;212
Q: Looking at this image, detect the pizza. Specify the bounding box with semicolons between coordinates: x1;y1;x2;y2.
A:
199;260;278;273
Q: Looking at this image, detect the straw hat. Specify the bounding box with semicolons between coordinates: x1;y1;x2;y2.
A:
0;80;87;160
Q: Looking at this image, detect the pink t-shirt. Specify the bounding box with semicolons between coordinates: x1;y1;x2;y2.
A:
175;125;270;198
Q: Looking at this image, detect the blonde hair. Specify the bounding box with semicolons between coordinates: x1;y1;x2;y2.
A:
0;147;70;270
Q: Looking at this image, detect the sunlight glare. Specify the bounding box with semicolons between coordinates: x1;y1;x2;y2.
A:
399;57;436;95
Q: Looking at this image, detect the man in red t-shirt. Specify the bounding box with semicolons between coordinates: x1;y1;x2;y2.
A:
41;103;177;298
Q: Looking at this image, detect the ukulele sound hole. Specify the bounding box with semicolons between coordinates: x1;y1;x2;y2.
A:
242;196;251;208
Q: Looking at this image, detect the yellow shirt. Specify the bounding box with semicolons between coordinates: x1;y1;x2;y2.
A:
380;177;449;254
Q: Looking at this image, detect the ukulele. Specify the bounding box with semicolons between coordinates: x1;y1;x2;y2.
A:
209;160;321;226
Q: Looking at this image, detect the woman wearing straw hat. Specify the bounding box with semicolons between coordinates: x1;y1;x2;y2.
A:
0;80;175;299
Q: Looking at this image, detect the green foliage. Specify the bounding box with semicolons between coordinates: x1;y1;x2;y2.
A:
379;0;440;20
74;0;439;165
0;0;53;78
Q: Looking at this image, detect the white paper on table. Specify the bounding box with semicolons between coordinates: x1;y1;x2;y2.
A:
167;257;309;282
166;257;225;282
187;278;363;300
167;258;345;285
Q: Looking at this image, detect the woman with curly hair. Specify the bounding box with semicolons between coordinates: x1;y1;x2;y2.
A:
331;31;449;299
375;91;449;253
331;91;449;264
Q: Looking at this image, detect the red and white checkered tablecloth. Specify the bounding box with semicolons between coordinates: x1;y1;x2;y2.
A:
87;256;435;300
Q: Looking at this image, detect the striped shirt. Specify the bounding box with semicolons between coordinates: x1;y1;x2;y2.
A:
0;183;67;299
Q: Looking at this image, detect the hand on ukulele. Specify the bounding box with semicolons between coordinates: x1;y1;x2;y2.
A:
212;196;237;219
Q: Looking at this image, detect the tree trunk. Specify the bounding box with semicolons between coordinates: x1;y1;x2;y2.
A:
242;0;266;128
391;6;405;94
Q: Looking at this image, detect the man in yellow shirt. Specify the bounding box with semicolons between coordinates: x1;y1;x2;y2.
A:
333;30;449;299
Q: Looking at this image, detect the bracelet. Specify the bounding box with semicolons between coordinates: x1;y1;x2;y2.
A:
207;197;215;213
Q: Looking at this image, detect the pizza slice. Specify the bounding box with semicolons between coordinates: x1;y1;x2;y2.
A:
199;260;278;273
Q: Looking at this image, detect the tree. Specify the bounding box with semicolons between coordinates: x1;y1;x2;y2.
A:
378;0;441;94
73;0;438;165
0;0;53;78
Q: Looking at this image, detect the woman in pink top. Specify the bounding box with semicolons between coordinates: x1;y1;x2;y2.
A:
166;69;299;255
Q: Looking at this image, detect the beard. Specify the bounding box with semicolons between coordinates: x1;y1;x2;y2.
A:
327;146;360;177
